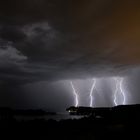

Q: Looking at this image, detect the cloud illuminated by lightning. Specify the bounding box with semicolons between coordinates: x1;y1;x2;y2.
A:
70;81;79;107
89;79;96;107
114;78;126;106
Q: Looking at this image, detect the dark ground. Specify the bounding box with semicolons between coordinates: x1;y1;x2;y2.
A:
0;105;140;140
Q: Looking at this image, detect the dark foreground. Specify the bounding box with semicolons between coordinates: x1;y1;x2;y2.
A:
0;105;140;140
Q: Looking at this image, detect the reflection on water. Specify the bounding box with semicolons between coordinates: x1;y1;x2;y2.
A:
15;112;84;121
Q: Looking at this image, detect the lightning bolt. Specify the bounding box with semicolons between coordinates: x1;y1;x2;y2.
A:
114;78;119;106
114;78;126;106
120;78;125;105
89;79;96;107
70;81;79;107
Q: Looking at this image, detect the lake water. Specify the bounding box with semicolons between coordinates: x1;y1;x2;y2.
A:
15;112;84;121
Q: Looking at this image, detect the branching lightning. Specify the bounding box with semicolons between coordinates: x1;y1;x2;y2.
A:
114;78;126;106
120;78;126;105
89;79;96;107
70;81;79;107
114;78;119;106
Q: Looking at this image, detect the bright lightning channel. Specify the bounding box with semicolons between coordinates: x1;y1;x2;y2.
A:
89;79;96;107
120;78;126;105
114;78;126;106
70;81;79;107
114;78;119;106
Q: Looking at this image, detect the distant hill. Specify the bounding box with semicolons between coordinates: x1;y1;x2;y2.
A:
0;107;56;118
66;104;140;120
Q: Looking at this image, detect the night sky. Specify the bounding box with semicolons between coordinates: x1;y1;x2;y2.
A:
0;0;140;111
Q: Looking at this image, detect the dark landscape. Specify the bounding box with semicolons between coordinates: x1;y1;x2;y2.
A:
0;104;140;139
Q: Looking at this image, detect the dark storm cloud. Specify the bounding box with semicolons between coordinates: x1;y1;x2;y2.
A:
0;0;140;84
